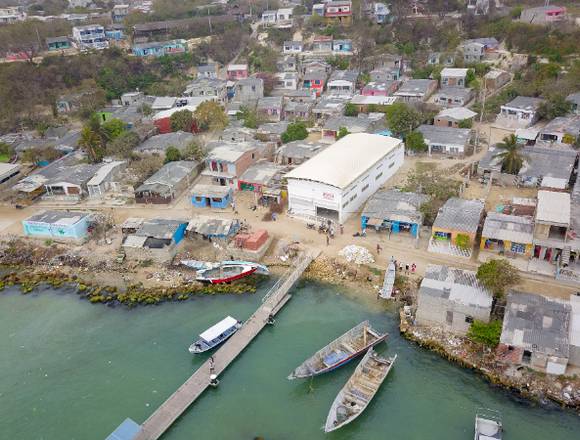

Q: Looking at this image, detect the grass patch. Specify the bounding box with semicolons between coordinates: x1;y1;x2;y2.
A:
0;154;10;162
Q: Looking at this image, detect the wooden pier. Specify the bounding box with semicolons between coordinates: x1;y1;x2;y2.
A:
132;250;319;440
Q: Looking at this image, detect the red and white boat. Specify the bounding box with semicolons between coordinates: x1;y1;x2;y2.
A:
196;262;258;284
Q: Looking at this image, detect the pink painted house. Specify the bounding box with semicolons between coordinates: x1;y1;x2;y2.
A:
226;63;249;81
361;80;400;97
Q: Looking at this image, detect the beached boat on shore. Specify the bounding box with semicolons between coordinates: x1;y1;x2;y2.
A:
196;263;257;284
379;259;396;299
287;321;387;380
475;409;503;440
189;316;242;354
324;349;396;433
182;260;269;283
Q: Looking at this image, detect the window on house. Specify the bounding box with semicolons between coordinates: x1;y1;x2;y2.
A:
446;311;453;324
375;172;383;180
361;184;369;192
465;316;474;324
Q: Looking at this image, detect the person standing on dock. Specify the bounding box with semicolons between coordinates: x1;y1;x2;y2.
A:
209;356;215;375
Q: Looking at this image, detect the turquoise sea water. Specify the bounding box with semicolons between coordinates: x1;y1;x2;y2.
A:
1;282;579;440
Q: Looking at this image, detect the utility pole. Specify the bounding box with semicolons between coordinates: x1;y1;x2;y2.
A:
475;76;487;156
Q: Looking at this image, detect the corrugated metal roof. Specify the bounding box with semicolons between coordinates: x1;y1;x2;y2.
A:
433;198;484;233
285;133;402;189
481;212;534;244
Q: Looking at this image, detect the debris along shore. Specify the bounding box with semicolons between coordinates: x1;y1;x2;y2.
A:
400;314;580;411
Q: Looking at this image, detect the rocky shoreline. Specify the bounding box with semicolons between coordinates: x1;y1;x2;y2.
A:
400;312;580;412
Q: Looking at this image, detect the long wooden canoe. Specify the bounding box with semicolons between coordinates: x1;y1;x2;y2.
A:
324;349;397;432
287;321;387;380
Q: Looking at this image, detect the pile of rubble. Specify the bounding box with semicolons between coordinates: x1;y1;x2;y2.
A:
338;245;375;265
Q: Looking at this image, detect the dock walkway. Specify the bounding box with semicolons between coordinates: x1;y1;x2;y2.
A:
133;250;320;440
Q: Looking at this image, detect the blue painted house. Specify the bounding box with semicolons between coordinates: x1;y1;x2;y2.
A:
132;39;187;57
191;184;232;209
105;28;125;41
332;39;352;53
23;210;92;241
46;36;71;51
361;190;428;238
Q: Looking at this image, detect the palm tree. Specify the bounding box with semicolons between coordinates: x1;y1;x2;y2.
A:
493;134;525;175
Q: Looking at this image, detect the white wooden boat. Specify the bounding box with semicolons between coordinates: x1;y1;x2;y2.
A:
188;316;242;353
288;321;387;380
379;259;396;299
324;349;396;432
196;263;257;284
475;409;503;440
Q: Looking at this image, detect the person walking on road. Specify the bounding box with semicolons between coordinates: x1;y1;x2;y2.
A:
376;244;382;255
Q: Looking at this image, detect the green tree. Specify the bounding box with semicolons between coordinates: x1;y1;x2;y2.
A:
194;101;228;132
337;127;350;139
237;106;261;129
183;141;206;161
476;259;521;299
458;119;473;129
101;118;125;140
0;141;13;160
139;103;153;116
465;69;477;87
405;131;427;153
344;103;359;117
537;95;573;120
493;134;524;175
106;131;140;158
79;125;106;163
467;320;502;347
384;102;422;136
455;233;471;250
281;122;309;143
164;146;182;163
170;109;193;132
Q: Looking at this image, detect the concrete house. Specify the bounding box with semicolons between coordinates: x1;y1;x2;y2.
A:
350;95;397;113
480;212;534;258
517;147;577;189
23;211;92;242
183;78;227;104
187;215;240;240
283;101;313;121
46;36;71;51
321;115;381;143
202;142;258;187
277;55;297;72
86;161;126;198
520;5;567;25
440;68;469;88
303;70;327;97
132;39;187;57
72;25;109;51
461;37;499;63
417;125;472;156
135;161;199;204
416;265;493;335
42;163;102;201
323;1;352;25
327;70;359;96
566;92;580;115
191;184;233;209
227;64;249;81
238;161;287;204
332;39;353;54
122;219;188;263
285;133;404;223
312;96;348;124
532;190;570;265
434;107;477;128
234;77;264;103
499;291;571;375
537;116;580;148
429;198;485;258
484;70;511;92
496;96;545;128
276;140;327;166
134;131;195;156
275;72;299;91
283;41;303;54
370;58;403;81
311;35;333;53
197;64;218;79
394;79;438;103
256;121;289;144
257;97;284;122
433;87;474;108
362;80;400;97
361;190;428;238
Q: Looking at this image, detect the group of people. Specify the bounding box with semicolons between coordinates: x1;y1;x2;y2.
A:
394;259;416;275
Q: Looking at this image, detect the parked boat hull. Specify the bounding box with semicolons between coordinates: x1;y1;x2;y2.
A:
288;321;388;380
196;266;258;284
324;350;397;432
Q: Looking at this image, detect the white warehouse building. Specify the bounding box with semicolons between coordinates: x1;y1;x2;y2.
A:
285;133;404;223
